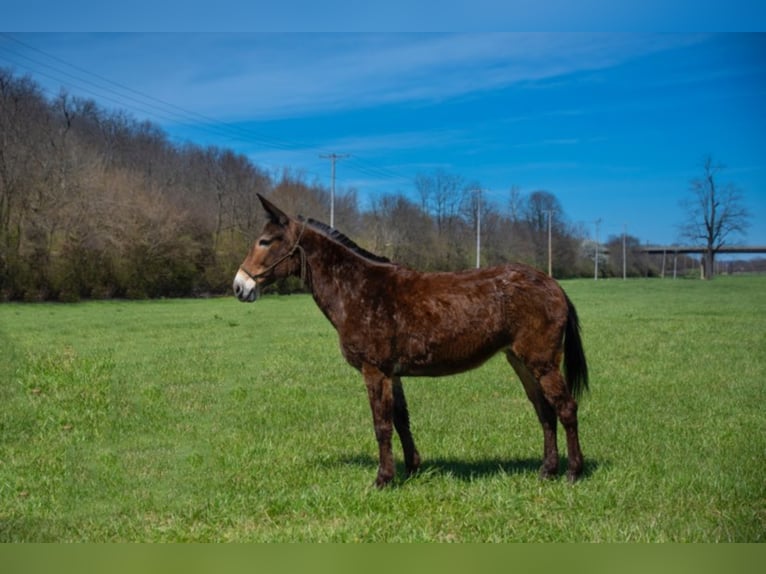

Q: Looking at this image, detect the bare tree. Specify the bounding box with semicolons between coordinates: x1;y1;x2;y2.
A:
679;155;751;279
507;184;523;223
367;192;435;269
415;169;465;234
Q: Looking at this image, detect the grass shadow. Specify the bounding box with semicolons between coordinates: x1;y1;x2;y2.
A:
337;453;603;484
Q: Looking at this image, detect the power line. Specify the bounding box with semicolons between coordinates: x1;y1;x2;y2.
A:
345;156;412;188
0;34;424;199
0;33;314;152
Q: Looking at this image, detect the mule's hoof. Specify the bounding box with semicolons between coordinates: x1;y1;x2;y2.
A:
374;474;394;489
406;452;421;477
405;460;421;477
538;466;559;480
566;461;584;482
566;469;582;483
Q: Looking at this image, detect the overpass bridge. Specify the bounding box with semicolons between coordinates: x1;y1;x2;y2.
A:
637;246;766;255
635;245;766;278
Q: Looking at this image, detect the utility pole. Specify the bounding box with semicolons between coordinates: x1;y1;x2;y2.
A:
546;210;553;277
594;218;602;281
475;188;482;268
622;223;627;280
319;153;349;228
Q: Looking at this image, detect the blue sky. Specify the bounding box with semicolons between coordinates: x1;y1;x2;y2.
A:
1;32;764;248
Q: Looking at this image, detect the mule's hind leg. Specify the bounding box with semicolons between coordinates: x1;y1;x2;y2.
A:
538;368;584;482
393;377;421;477
505;351;560;479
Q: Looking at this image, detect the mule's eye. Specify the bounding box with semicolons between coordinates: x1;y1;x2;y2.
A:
258;238;274;247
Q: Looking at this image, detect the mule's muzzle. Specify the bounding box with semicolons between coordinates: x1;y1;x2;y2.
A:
233;270;259;302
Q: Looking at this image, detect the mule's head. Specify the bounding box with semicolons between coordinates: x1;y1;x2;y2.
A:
233;195;305;302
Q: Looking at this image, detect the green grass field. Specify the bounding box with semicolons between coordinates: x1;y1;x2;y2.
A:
1;276;764;541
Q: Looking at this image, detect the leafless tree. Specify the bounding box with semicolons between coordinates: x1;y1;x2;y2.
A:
367;192;436;269
415;169;466;234
679;155;751;279
507;184;523;223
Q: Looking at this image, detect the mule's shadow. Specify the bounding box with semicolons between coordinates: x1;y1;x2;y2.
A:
338;453;602;483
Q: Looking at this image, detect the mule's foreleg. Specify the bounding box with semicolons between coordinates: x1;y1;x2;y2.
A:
362;364;396;488
393;377;421;477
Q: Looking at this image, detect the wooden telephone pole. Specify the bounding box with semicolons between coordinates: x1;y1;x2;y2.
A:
319;153;350;227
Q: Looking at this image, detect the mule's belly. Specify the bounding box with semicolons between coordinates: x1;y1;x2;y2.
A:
396;348;502;377
392;319;512;377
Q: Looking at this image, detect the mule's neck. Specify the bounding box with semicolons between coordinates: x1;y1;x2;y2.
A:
301;226;389;329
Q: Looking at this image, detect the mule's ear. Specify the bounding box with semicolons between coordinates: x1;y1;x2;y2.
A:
257;194;289;226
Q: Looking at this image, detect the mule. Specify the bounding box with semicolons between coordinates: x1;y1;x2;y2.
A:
233;195;589;487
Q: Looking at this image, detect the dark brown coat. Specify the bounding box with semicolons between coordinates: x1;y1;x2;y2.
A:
233;195;589;487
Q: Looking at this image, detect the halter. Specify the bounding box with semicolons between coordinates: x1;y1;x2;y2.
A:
239;222;307;286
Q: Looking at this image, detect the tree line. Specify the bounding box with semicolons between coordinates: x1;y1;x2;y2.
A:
1;69;679;301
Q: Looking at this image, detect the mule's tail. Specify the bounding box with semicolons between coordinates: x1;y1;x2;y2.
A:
563;294;589;400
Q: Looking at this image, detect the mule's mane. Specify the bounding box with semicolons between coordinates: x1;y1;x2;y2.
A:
304;218;392;264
